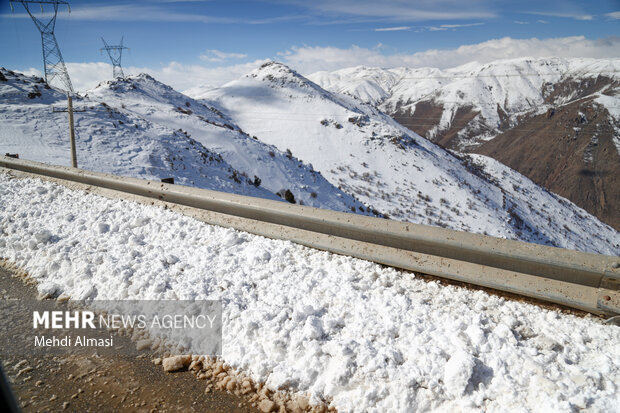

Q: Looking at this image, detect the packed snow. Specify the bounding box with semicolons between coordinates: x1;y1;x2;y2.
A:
193;61;619;255
1;172;619;412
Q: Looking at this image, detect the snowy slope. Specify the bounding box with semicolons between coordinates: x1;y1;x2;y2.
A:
183;84;217;100
191;62;619;255
2;172;619;413
0;68;276;199
310;65;439;107
309;57;620;150
596;93;620;156
83;74;370;213
0;68;370;214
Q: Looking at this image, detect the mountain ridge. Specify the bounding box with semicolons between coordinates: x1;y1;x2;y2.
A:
0;67;372;215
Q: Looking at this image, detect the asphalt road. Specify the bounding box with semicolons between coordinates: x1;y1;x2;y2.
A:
0;266;259;413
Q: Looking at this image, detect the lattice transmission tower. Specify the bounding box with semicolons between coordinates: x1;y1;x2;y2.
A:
11;0;74;94
101;37;129;79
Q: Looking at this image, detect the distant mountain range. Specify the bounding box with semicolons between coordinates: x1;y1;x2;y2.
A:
1;62;618;255
308;57;620;230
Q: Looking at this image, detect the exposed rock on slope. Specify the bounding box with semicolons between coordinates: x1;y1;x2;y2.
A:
476;95;620;230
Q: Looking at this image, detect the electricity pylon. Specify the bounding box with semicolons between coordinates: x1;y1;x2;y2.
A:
11;0;74;94
101;37;129;79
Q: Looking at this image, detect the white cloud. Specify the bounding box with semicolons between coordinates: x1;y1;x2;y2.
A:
199;49;248;62
606;11;620;20
526;11;593;21
278;45;389;72
49;59;270;93
3;4;303;25
5;5;233;23
374;26;411;32
6;1;493;25
20;67;44;78
284;0;496;22
436;22;484;29
514;21;528;25
537;20;549;24
153;60;270;89
427;23;483;31
19;63;115;92
66;62;117;91
279;36;620;74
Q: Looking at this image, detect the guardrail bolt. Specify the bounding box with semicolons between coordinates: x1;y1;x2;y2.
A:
161;177;174;184
4;153;19;159
602;295;612;301
612;262;620;269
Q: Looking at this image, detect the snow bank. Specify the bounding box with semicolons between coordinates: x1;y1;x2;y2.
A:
1;172;619;412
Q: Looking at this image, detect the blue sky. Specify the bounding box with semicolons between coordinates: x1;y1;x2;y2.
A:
1;0;619;91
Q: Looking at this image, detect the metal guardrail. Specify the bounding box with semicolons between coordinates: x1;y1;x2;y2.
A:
1;156;619;315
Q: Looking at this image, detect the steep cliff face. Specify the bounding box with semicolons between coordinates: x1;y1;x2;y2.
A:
476;94;620;230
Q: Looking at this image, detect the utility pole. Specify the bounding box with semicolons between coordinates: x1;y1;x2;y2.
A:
53;95;84;167
100;37;129;79
67;94;77;167
11;0;74;94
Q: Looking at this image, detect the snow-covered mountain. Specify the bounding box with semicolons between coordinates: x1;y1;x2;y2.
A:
0;69;274;198
84;73;371;213
309;57;620;150
0;68;370;214
191;61;619;255
309;57;620;230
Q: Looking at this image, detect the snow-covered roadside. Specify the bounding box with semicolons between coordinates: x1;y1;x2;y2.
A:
1;171;619;412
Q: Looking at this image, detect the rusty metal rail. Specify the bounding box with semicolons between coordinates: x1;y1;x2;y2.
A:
1;156;619;315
